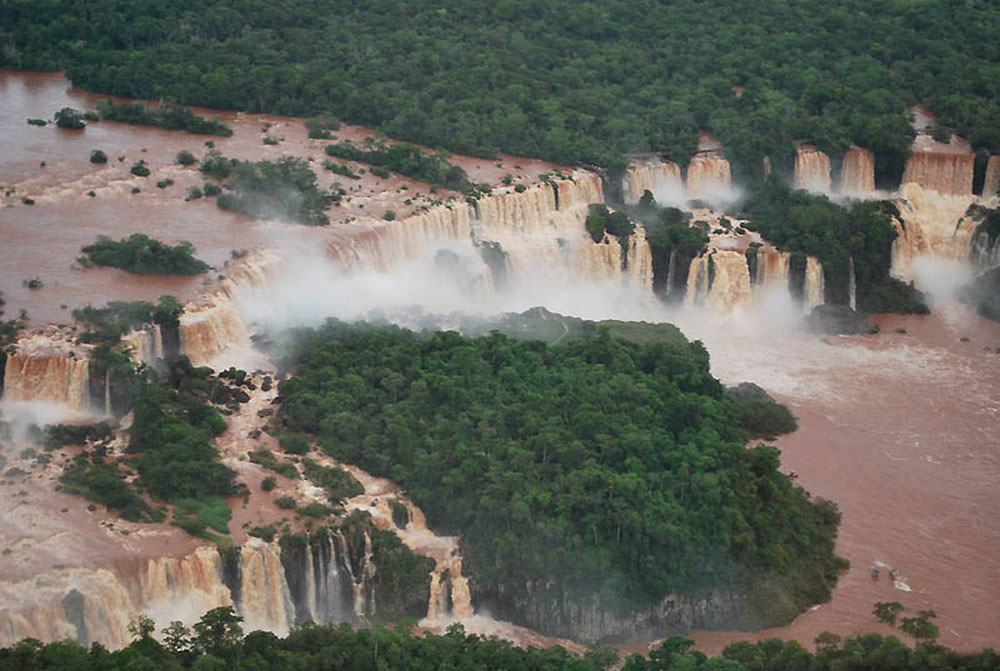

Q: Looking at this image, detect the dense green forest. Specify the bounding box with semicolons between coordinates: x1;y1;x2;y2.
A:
275;321;844;628
80;234;210;275
2;1;997;181
2;610;997;671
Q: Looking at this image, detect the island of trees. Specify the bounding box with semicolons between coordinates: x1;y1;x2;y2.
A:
274;320;845;637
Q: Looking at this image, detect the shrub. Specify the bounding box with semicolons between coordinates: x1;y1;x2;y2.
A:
383;210;396;221
274;496;296;510
176;150;197;166
27;118;47;126
248;525;276;542
370;165;390;179
278;432;310;455
185;187;203;201
297;501;333;517
130;161;150;177
262;135;279;145
156;178;174;189
261;476;277;492
90;149;108;164
54;107;86;129
203;182;221;197
96;99;232;136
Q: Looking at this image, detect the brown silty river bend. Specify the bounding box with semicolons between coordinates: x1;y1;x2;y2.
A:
2;71;999;654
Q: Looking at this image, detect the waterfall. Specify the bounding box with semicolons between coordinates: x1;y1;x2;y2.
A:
793;145;832;193
982;155;1000;200
848;256;857;311
1;335;90;410
622;158;684;205
839;146;875;195
805;257;825;308
684;251;751;311
901;134;975;196
686;153;732;201
891;184;979;281
238;539;295;634
120;324;163;366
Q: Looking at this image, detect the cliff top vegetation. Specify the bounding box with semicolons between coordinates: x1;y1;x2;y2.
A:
2;0;997;182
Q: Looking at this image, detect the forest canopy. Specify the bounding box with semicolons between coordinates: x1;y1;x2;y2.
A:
275;321;845;626
1;0;997;180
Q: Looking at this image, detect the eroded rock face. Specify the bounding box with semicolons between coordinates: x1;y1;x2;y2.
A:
806;304;873;335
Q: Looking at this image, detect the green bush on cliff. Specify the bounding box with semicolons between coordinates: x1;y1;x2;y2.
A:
73;296;183;345
81;234;210;275
276;321;844;622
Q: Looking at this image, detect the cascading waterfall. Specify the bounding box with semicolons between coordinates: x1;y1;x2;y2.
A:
686;153;732;201
839;145;875;194
793;145;832;193
848;256;857;311
890;184;979;281
621;157;685;205
982;155;1000;201
1;335;90;410
120;324;163;366
901;134;975;196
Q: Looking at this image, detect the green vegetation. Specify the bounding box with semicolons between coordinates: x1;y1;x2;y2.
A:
623;197;708;300
301;458;363;506
260;476;276;492
322;160;360;179
6;1;998;181
585;204;634;243
276;321;844;626
26;118;46;126
874;601;904;626
81;234;210;275
44;422;113;449
129;160;150;177
214;155;332;226
60;450;163;522
73;296;182;345
155;178;174;189
274;495;296;510
53;107;85;129
248;525;276;542
740;183;928;313
324;139;469;191
176;150;197;165
2;609;996;671
89;149;107;164
305;114;340;139
95;99;232;136
724;384;798;440
248;449;299;479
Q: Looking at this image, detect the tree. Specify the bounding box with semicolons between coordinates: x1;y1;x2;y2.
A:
192;607;244;658
873;601;904;626
90;149;108;163
585;643;622;671
54;107;85;129
162;620;191;653
900;610;939;644
127;614;156;641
